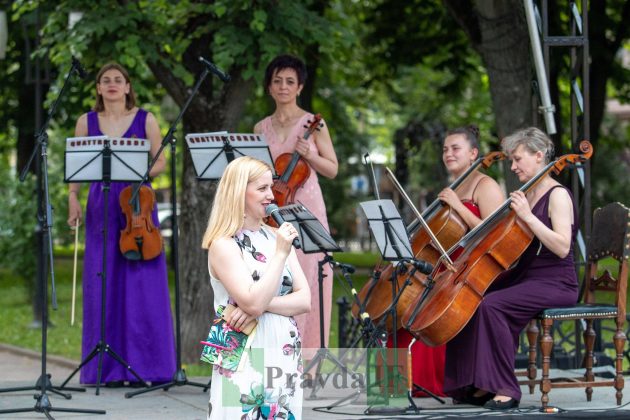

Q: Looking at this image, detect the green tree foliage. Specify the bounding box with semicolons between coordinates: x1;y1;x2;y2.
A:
15;0;354;362
4;0;629;363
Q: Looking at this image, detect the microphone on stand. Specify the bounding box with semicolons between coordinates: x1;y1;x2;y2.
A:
265;204;301;249
71;56;88;79
330;260;356;274
198;56;231;82
404;258;433;275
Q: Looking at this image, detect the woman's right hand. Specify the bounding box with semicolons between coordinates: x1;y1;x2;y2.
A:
275;222;299;257
67;193;82;228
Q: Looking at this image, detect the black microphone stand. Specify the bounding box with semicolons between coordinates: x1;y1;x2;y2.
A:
0;59;105;418
125;61;220;399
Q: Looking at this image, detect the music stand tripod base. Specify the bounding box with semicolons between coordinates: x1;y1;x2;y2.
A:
62;137;150;395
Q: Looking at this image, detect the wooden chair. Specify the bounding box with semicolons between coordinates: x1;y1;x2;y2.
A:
529;202;630;408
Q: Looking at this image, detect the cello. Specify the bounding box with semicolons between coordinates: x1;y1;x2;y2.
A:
402;141;593;346
352;151;506;331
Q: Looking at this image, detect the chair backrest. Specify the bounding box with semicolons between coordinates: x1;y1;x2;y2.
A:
583;202;630;322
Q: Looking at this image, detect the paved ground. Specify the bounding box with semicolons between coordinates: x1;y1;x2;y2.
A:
1;344;630;419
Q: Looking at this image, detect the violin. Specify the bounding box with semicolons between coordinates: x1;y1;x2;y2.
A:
352;152;506;331
402;141;593;346
272;114;323;208
119;184;163;261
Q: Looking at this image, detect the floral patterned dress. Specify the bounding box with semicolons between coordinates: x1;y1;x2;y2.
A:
207;226;303;420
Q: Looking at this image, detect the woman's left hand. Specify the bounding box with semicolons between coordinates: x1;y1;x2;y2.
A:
225;306;256;333
295;136;314;159
437;188;460;208
510;191;535;223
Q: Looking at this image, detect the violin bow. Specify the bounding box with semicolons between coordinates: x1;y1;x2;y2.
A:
71;219;80;326
384;167;455;270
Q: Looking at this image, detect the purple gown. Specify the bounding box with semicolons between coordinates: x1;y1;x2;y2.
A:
444;185;579;402
80;109;176;384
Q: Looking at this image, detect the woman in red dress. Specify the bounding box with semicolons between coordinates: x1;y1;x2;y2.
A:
388;125;505;396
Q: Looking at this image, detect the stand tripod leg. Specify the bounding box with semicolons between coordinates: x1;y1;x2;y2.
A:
125;373;210;399
103;344;148;386
0;372;82;400
0;392;107;418
60;344;101;389
413;383;445;403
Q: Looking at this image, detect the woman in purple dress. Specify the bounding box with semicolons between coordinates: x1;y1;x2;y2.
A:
67;62;175;386
443;127;579;410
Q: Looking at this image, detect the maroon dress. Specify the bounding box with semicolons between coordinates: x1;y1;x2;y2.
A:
444;185;578;402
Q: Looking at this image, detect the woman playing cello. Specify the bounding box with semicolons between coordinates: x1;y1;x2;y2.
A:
389;125;504;396
444;127;579;410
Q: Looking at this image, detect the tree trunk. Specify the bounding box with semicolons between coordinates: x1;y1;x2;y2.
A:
170;72;255;363
445;0;533;191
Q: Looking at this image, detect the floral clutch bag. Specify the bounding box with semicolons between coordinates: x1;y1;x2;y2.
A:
200;304;256;372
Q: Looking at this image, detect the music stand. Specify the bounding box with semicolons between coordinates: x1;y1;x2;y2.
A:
359;199;424;414
185;132;275;180
275;204;361;400
60;136;150;395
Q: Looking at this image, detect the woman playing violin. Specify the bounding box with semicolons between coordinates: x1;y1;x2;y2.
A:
66;62;175;386
254;54;338;352
390;125;504;396
444;127;579;410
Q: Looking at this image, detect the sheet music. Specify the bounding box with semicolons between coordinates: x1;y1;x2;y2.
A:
277;203;341;254
185;131;274;180
64;136;150;182
360;199;413;260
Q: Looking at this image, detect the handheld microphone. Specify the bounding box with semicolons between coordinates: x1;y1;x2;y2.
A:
265;204;301;249
72;56;88;79
198;56;231;82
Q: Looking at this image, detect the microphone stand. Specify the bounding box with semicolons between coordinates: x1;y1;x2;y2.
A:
0;59;105;417
125;61;220;399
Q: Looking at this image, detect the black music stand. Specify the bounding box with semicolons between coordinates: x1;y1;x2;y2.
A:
185;132;275;180
275;204;360;400
60;136;150;395
0;58;105;419
359;199;441;414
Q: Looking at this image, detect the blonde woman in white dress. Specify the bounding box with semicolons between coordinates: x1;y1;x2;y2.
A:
202;156;311;420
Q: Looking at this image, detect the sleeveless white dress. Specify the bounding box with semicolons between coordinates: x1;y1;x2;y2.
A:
207;226;303;420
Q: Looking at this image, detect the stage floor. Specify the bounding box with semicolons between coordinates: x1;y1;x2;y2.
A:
1;345;629;419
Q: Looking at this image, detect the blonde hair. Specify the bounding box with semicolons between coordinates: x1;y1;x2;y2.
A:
201;156;273;249
502;127;555;164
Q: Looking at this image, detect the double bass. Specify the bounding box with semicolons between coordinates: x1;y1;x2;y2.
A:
402;141;593;346
352;152;506;331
